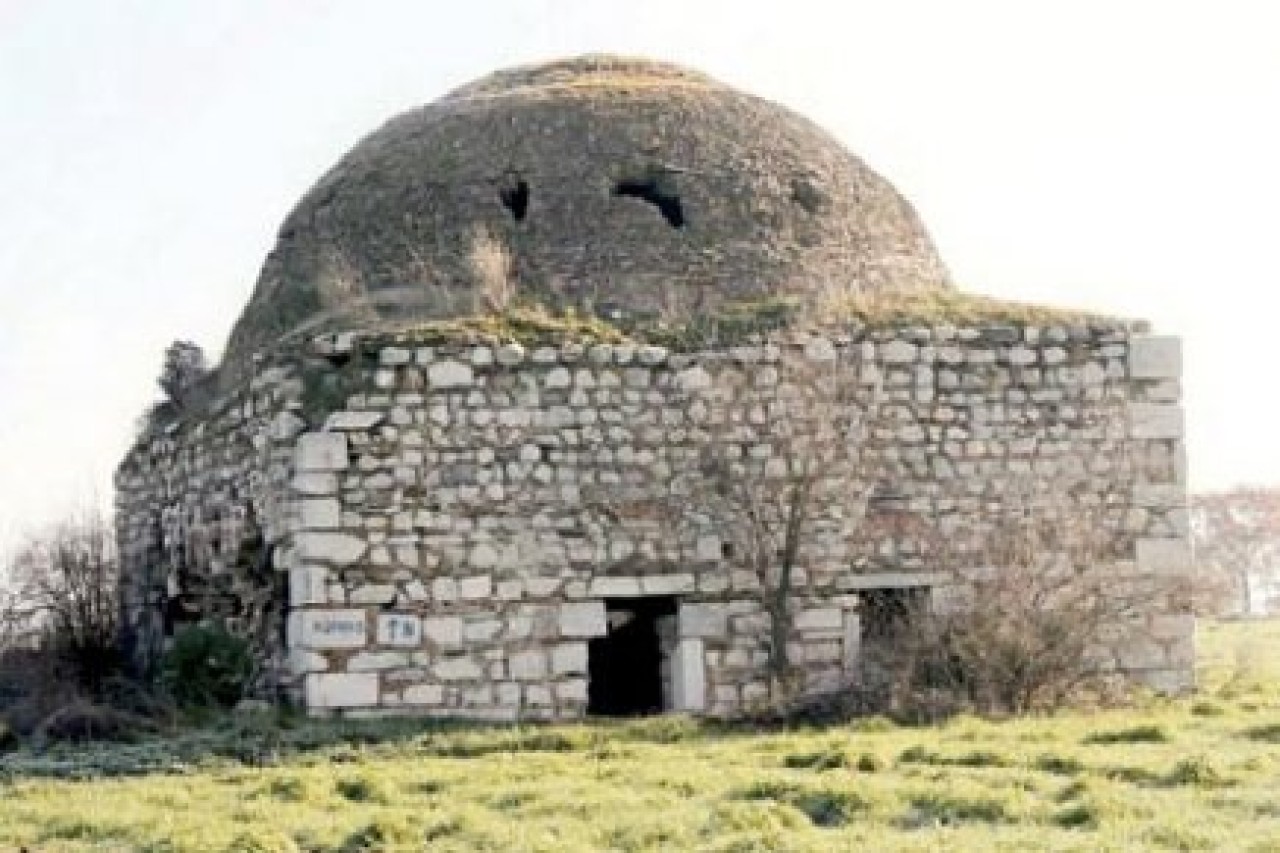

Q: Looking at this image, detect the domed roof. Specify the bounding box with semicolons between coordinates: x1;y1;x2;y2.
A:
222;55;951;372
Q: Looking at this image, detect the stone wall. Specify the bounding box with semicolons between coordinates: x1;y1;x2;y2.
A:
117;319;1192;717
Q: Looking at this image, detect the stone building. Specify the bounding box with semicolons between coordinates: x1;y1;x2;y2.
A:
116;55;1193;718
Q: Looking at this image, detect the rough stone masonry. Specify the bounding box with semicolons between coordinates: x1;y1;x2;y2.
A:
115;55;1194;719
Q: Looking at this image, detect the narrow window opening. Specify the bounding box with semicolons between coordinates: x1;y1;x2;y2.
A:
499;175;529;222
613;174;685;228
588;596;678;716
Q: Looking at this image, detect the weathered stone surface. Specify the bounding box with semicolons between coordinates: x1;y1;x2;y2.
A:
1130;403;1185;439
428;361;473;389
422;616;463;646
551;642;589;676
1136;537;1194;573
295;498;341;530
289;566;329;607
376;614;421;646
289;609;368;649
295;432;349;471
559;602;607;637
325;410;385;431
679;603;727;638
402;683;444;705
1129;336;1181;379
671;638;706;711
294;532;366;566
305;673;379;708
588;576;641;597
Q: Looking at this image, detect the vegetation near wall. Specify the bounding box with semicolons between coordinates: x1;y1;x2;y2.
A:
0;620;1276;852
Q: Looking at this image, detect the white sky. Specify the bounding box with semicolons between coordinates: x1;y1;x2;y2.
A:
1;0;1277;555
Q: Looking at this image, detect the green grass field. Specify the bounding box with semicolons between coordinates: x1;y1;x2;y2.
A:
2;619;1278;852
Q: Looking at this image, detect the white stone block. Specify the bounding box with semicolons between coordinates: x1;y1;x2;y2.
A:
677;366;713;392
678;603;727;638
559;602;607;637
402;684;444;705
324;410;385;431
589;576;642;597
458;575;493;600
843;613;861;673
641;574;696;595
555;679;589;703
509;650;548;680
1136;537;1194;573
349;584;397;605
295;532;366;566
694;535;722;562
295;432;349;471
293;472;338;496
1130;404;1185;439
377;614;421;646
795;607;843;632
431;578;459;603
287;648;328;675
427;360;473;389
671;637;706;712
349;651;413;672
289;609;367;649
551;642;589;676
422;616;463;646
435;656;483;681
879;340;918;364
305;672;379;708
1129;336;1182;379
295;498;341;530
289;566;329;607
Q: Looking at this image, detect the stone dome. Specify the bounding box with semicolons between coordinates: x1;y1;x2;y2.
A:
222;55;951;373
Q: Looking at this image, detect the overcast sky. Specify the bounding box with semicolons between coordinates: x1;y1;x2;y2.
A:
1;0;1277;554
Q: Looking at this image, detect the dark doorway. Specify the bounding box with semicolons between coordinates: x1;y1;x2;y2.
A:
588;596;677;716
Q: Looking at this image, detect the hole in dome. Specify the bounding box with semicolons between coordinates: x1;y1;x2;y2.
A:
613;172;685;228
499;174;529;222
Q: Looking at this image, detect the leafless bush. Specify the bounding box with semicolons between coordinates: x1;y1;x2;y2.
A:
861;507;1186;720
2;509;122;691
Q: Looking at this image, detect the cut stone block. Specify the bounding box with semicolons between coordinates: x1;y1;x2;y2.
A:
295;432;349;471
551;642;589;676
641;574;696;595
422;616;463;646
295;498;341;530
427;360;473;389
305;672;379;708
324;410;385;431
678;603;727;638
288;566;329;607
1129;404;1185;439
671;637;706;711
377;614;422;647
295;532;366;566
1129;336;1182;379
1136;537;1194;573
289;609;367;649
402;684;444;705
559;602;607;638
588;576;642;597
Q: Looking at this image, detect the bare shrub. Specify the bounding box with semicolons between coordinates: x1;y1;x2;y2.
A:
677;342;884;703
467;226;516;313
2;509;122;691
862;506;1185;720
